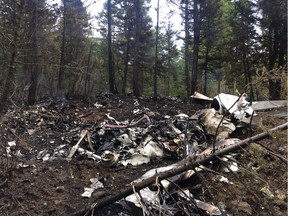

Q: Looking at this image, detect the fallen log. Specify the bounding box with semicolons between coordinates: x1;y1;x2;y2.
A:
72;122;287;216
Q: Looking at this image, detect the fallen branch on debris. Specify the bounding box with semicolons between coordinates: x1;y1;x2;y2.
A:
72;122;287;216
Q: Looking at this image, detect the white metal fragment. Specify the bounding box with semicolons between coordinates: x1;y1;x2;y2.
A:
42;153;51;161
212;93;254;120
94;102;104;108
81;187;95;198
128;154;150;166
105;113;120;125
27;128;37;135
219;176;233;184
195;199;222;215
90;178;104;189
116;134;133;146
138;141;164;158
6;141;16;157
177;189;222;215
197;109;236;140
78;147;101;160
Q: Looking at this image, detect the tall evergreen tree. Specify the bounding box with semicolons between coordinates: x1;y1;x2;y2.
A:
58;0;89;97
0;0;24;110
258;0;287;99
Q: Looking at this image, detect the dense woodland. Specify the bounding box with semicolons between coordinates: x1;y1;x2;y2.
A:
0;0;286;110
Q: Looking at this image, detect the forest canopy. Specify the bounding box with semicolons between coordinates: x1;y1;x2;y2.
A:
0;0;286;110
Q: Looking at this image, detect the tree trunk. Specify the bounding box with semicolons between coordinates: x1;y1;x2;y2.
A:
0;0;19;110
121;37;130;94
242;45;254;101
203;44;209;95
107;0;116;94
57;0;67;98
184;0;190;97
84;43;92;95
153;0;160;99
132;0;141;97
191;0;200;95
28;0;39;105
268;22;281;100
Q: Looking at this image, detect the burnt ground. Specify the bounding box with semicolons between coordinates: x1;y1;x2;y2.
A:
0;95;286;216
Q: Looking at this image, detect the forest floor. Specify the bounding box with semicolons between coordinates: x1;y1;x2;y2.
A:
0;95;286;216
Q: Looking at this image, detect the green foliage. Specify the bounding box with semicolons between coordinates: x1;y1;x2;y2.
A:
0;0;286;105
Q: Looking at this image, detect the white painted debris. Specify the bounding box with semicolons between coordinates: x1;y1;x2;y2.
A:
212;93;254;119
191;91;213;101
222;154;239;172
94;102;104;108
128;154;150;166
81;178;104;198
198;138;240;156
195;199;222;215
137;140;164;158
6;141;16;157
15;150;24;158
27;128;37;135
42;153;51;161
78;147;101;160
178;189;222;215
116;134;133;147
105;113;120;125
125;165;195;211
125;187;159;209
133;99;139;106
197;109;236;140
251;100;287;111
90;178;104;190
132;108;140;114
175;113;189;120
81;187;95;198
219;176;233;184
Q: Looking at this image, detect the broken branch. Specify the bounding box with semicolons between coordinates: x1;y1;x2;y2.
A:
72;122;287;216
104;114;151;129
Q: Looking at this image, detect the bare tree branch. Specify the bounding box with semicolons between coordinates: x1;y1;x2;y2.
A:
72;122;287;216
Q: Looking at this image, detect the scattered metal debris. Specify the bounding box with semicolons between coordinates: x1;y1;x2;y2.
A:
1;95;286;215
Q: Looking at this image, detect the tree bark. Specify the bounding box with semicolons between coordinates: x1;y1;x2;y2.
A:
190;0;200;95
153;0;160;99
57;0;67;98
184;0;190;97
0;0;20;110
28;0;39;105
268;22;281;100
132;0;141;97
107;0;116;94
